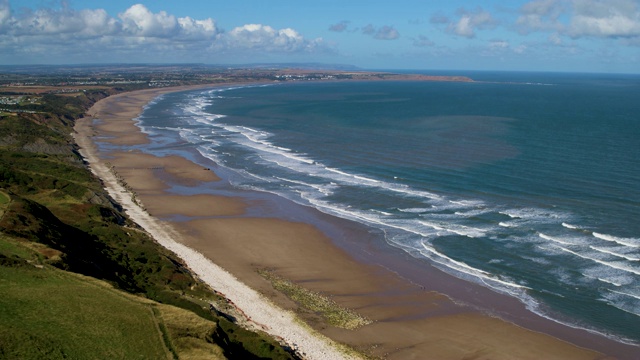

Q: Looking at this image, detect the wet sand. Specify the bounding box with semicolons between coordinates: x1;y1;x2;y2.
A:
75;84;638;359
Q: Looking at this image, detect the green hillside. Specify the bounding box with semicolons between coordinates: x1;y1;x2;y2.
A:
0;241;176;359
0;87;296;359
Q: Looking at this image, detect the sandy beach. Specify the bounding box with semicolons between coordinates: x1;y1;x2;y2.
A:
75;85;637;359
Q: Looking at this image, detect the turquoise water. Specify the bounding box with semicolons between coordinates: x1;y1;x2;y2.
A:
138;72;640;345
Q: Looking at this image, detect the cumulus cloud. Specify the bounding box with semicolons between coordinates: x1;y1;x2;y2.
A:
489;40;510;50
224;24;322;52
547;32;562;45
515;0;566;34
374;25;400;40
361;24;400;40
0;0;11;28
119;4;178;37
446;7;497;38
413;35;435;47
178;17;219;40
5;3;217;40
329;20;350;32
516;0;640;41
8;6;119;37
513;44;528;54
0;1;327;63
429;13;450;25
476;39;531;57
362;24;376;36
568;0;640;38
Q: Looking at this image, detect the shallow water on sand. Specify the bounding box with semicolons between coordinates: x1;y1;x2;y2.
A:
138;71;640;345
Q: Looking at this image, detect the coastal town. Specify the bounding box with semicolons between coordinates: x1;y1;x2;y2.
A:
0;63;472;92
0;64;471;118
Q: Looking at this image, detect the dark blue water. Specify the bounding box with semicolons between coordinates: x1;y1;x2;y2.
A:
138;72;640;345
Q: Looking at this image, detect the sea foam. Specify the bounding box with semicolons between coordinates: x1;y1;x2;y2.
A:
593;232;640;248
141;82;640;346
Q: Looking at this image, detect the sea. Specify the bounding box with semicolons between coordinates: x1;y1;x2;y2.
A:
135;71;640;346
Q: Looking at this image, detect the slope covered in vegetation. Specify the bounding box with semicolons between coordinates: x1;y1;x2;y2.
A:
0;87;296;359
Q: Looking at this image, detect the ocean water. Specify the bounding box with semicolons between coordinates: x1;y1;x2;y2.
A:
137;72;640;345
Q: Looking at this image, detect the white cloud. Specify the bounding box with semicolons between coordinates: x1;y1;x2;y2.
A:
0;0;10;28
489;40;510;49
374;25;400;40
516;0;566;34
6;3;214;40
0;1;326;63
549;32;563;44
9;6;118;37
516;0;640;41
79;9;121;37
116;5;219;41
362;24;376;35
514;44;528;54
329;20;350;32
119;4;179;37
413;35;435;47
360;24;400;40
429;13;449;25
177;17;219;40
446;8;497;38
225;24;322;52
568;0;640;38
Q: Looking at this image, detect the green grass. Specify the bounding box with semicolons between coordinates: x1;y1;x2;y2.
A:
0;152;96;202
0;236;228;360
0;190;9;220
0;259;172;359
0;190;9;205
0;237;35;262
158;304;226;360
0;191;297;359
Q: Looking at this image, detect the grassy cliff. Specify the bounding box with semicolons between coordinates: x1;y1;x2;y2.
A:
0;88;296;359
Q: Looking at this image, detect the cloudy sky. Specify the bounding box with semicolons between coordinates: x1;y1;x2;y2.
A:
2;0;639;73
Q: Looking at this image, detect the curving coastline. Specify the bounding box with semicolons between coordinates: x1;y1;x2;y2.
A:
74;84;636;359
75;87;354;360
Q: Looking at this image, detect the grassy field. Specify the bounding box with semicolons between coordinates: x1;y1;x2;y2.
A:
0;235;231;359
0;191;9;205
0;239;171;359
0;190;8;219
0;233;299;360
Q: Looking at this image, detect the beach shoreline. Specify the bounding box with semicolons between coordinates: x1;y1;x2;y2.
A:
75;83;638;359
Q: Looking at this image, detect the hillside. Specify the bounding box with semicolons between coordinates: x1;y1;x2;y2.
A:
0;85;296;359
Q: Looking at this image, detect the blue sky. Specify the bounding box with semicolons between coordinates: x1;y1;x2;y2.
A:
2;0;639;73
